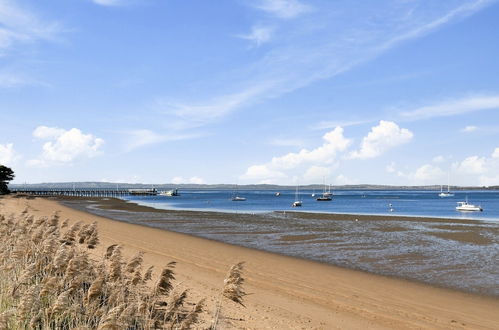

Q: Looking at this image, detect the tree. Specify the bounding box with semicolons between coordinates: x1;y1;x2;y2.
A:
0;165;15;194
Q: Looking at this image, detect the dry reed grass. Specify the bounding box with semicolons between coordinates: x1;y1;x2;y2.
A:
0;206;247;329
0;209;210;329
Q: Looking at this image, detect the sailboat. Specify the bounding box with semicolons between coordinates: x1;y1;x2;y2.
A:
439;174;454;197
316;178;332;201
292;185;302;207
231;185;246;201
323;184;333;197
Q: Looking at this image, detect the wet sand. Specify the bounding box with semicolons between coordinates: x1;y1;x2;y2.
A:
2;195;499;329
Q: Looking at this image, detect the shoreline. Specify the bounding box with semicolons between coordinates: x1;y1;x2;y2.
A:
120;194;498;222
2;195;499;329
63;194;490;224
56;195;499;297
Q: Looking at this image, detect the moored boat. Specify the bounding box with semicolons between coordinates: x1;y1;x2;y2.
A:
456;198;483;212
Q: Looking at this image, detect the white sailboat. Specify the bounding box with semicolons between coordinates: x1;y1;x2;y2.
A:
231;185;246;201
439;174;454;197
292;185;302;207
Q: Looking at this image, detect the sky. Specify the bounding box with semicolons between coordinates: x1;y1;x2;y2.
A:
1;0;499;186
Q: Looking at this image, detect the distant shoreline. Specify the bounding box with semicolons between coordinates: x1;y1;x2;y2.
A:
9;181;499;191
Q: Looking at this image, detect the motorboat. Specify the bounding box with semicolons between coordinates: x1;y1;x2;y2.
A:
456;199;483;212
160;188;179;196
275;192;281;196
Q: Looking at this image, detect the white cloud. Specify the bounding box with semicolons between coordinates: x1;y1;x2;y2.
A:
242;126;351;183
453;156;487;175
0;0;60;55
303;165;331;182
393;164;445;185
238;26;273;46
432;155;446;163
334;174;358;185
252;0;312;19
349;121;413;159
269;127;351;169
461;125;478;133
30;126;104;165
400;95;499;121
33;126;66;139
0;143;18;166
268;137;305;148
243;165;287;183
386;162;396;173
171;176;206;184
492;148;499;159
413;164;445;184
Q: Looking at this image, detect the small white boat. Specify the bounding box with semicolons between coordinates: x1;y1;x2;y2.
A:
160;188;179;196
439;174;454;197
438;185;454;197
275;192;281;196
292;185;302;207
231;185;246;201
456;199;483;212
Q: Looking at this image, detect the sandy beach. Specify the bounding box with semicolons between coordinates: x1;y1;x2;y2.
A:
1;195;498;329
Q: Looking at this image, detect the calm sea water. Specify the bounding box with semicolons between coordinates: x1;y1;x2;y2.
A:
64;189;499;296
123;189;499;221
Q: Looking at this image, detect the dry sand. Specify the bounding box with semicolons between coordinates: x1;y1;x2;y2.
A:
1;195;498;329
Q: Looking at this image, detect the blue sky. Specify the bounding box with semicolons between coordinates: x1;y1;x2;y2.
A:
1;0;499;186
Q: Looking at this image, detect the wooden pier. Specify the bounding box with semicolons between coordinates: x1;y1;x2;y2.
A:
11;188;158;197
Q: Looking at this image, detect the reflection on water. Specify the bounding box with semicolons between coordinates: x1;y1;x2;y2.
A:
61;194;499;297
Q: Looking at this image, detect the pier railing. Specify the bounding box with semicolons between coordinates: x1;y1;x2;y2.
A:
10;188;158;197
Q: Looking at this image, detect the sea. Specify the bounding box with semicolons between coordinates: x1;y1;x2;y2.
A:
124;189;499;221
64;189;499;296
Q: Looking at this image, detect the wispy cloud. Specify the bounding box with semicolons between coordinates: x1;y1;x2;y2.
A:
91;0;125;6
159;1;492;132
124;129;203;151
251;0;312;19
400;94;499;121
237;25;274;46
462;125;478;133
312;119;372;130
0;71;49;88
0;0;60;55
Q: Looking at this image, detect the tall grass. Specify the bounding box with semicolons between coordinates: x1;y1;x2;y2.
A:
0;209;209;329
0;207;247;329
